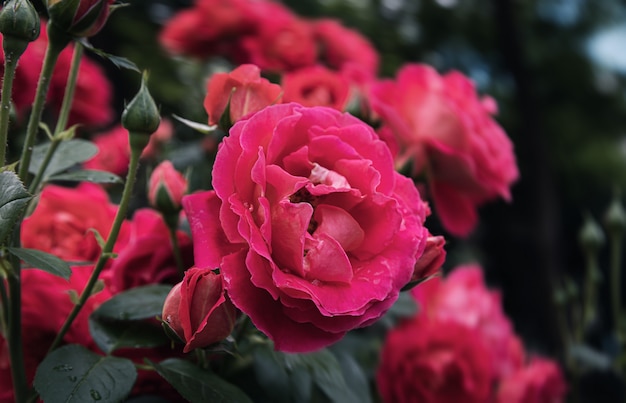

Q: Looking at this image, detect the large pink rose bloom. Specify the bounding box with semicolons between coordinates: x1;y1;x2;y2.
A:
370;64;519;236
184;103;431;352
412;264;525;378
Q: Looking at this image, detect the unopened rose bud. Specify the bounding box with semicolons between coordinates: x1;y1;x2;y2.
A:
0;0;40;56
46;0;113;38
123;72;160;153
579;213;605;254
148;160;187;215
604;191;626;236
161;267;237;353
403;235;446;291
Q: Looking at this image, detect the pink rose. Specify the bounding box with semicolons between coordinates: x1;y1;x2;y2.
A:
497;357;567;403
282;65;350;111
313;18;379;76
148;161;188;213
0;266;112;401
183;103;432;352
159;0;255;59
102;209;194;294
84;125;131;176
370;63;519;236
240;3;317;72
204;64;282;126
162;267;237;352
412;264;525;378
376;316;495;403
21;183;130;263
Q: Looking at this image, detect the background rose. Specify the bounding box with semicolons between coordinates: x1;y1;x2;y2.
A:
497;357;567;403
370;63;519;236
204;64;282;126
183;103;432;352
102;209;193;294
282;65;350;110
412;264;525;378
240;3;317;72
376;317;495;403
313;18;379;75
0;19;113;128
21;183;130;263
0;266;111;401
84;125;131;176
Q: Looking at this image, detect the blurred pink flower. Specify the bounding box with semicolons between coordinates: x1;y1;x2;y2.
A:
371;63;519;236
412;264;525;378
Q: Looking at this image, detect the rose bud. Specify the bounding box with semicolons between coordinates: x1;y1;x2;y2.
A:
161;267;237;353
204;64;282;130
148;160;187;215
123;72;161;153
0;0;40;56
46;0;114;38
402;235;446;291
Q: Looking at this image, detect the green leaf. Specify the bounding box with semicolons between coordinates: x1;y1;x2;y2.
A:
172;114;217;134
29;139;98;179
283;350;359;403
8;247;71;280
48;169;123;184
80;39;141;73
92;284;172;321
0;171;31;243
33;344;137;403
89;318;169;354
334;353;372;403
150;358;253;403
252;344;291;403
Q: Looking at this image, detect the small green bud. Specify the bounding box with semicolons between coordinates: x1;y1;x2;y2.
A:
0;0;40;57
579;212;605;254
604;190;626;235
122;72;160;152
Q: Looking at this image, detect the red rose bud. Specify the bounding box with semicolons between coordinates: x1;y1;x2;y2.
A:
161;267;237;353
148;160;187;214
403;235;446;291
46;0;113;38
204;64;282;129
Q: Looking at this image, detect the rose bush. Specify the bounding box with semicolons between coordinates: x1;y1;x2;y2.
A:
370;63;519;236
376;316;495;403
183;103;433;352
162;267;237;352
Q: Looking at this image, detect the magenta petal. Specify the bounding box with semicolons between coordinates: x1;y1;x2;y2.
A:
304;233;353;283
313;205;364;251
270;200;312;277
183;191;241;268
430;180;477;237
222;249;344;352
